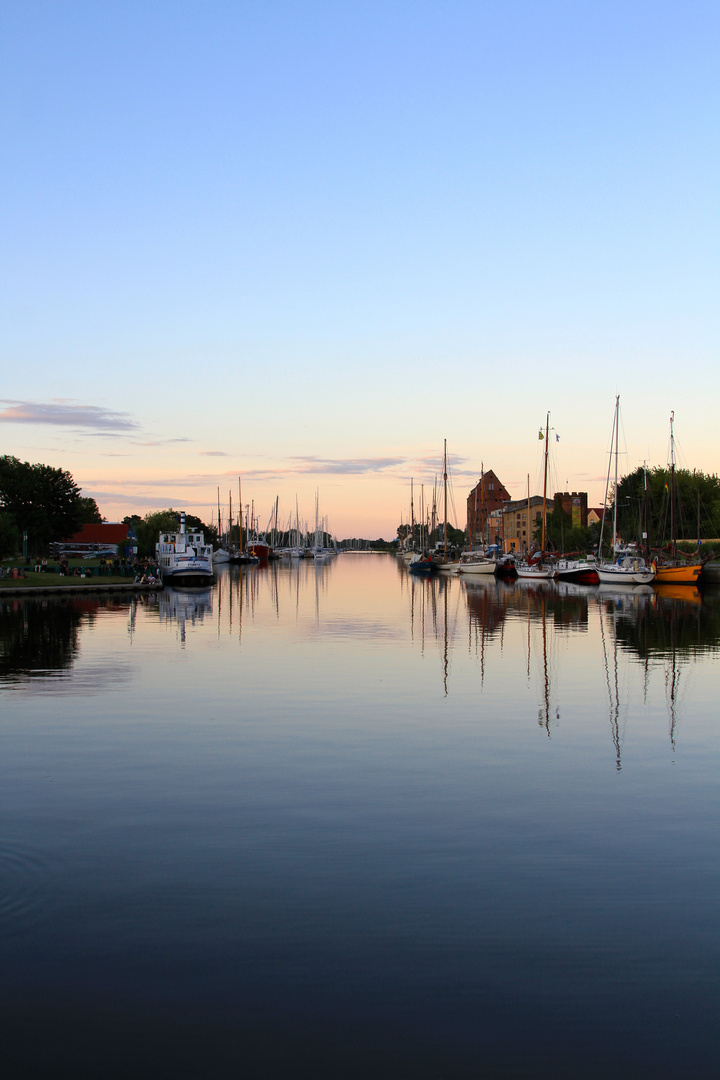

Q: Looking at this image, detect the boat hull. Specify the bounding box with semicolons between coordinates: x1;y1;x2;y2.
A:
516;566;556;580
160;566;214;587
652;563;702;585
408;557;435;574
597;565;654;585
555;560;599;585
458;560;495;575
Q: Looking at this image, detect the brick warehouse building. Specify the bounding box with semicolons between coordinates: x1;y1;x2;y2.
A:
466;470;511;546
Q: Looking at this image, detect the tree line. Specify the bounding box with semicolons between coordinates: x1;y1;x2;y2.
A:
0;456;101;558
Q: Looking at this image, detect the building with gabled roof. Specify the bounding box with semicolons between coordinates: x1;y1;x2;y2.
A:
466;470;511;546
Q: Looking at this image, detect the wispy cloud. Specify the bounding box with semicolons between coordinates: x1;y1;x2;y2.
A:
289;456;404;475
0;399;139;432
200;450;229;457
132;437;192;447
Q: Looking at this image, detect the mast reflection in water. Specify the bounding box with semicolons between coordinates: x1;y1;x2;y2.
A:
0;558;718;1079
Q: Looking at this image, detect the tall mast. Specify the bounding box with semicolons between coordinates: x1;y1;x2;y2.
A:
217;487;222;540
480;463;484;551
541;413;549;552
410;479;415;549
643;461;649;556
612;397;619;554
527;474;530;553
420;485;425;556
229;490;232;547
238;477;243;552
443;439;448;556
670;411;676;558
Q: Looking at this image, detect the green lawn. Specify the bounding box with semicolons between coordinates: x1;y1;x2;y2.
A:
0;572;150;589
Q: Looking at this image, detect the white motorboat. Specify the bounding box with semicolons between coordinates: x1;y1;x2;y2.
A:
515;562;556;580
457;553;496;575
156;512;214;586
596;556;654;585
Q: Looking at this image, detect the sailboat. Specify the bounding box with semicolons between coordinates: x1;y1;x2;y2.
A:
434;440;460;572
515;415;556;580
212;487;231;563
652;413;703;585
408;485;435;573
457;464;496;575
596;397;654;586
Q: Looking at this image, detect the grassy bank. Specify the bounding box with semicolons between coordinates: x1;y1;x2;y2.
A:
0;572;147;589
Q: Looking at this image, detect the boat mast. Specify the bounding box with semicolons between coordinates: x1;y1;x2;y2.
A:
480;463;484;551
229;490;233;548
443;439;448;556
238;477;243;552
670;411;676;559
612;397;619;554
420;485;425;557
217;487;222;542
541;413;549;552
410;479;415;550
527;474;530;555
642;461;649;557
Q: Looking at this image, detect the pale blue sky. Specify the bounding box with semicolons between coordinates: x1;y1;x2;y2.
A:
1;1;717;535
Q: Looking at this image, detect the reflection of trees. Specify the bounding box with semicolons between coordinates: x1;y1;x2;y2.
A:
599;587;720;758
0;596;128;680
506;580;589;631
608;589;720;661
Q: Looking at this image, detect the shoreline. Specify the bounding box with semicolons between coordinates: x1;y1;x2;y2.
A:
0;581;163;597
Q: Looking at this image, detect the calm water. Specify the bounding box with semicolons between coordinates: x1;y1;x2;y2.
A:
1;555;718;1078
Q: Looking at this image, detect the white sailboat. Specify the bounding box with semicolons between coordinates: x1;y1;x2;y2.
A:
597;397;654;585
515;414;556;580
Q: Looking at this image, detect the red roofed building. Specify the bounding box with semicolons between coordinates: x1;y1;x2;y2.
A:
54;522;137;557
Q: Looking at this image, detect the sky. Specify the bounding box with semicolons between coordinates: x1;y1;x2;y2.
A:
1;1;718;539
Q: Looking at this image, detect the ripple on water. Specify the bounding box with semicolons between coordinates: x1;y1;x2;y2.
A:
0;841;57;939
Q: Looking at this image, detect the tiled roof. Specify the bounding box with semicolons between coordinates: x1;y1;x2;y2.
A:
66;523;133;544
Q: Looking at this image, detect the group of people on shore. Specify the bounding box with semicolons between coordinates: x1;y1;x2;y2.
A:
2;554;161;584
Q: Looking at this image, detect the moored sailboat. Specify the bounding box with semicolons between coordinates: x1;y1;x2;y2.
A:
597;397;654;586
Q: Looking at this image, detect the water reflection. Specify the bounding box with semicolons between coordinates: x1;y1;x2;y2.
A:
0;595;134;684
154;587;213;645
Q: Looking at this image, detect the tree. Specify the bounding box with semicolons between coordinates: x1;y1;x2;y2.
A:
131;509;216;556
0;456;84;550
0;511;19;558
78;496;103;524
537;498;593;553
614;466;720;548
